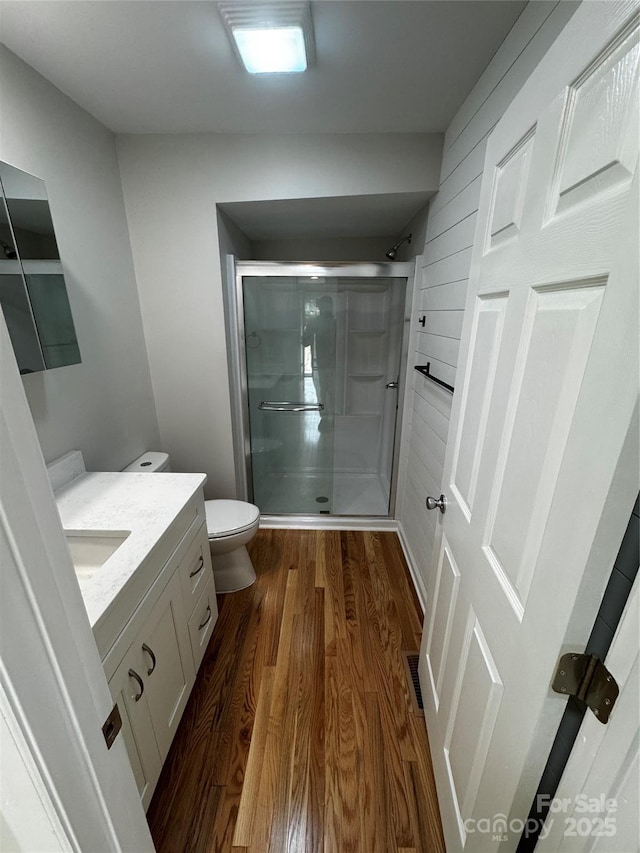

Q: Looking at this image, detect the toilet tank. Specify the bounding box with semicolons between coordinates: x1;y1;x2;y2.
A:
123;451;170;473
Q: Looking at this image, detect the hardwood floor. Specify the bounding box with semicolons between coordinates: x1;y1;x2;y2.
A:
147;529;445;853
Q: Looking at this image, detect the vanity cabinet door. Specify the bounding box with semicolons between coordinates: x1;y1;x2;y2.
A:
131;571;195;760
109;647;162;809
109;571;195;808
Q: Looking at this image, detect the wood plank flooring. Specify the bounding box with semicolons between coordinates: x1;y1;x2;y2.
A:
147;529;445;853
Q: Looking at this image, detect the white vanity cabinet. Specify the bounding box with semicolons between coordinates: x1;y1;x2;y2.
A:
100;494;217;809
55;471;219;809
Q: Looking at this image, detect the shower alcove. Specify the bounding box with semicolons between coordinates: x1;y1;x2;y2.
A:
230;261;413;518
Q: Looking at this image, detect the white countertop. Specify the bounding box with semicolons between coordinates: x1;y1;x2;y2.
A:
55;471;207;630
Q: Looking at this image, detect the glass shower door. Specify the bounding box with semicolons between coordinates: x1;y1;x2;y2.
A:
243;275;337;514
241;269;406;516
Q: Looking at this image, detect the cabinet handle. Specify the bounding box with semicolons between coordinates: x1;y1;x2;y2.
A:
142;643;156;675
198;604;212;631
189;555;205;578
128;668;144;702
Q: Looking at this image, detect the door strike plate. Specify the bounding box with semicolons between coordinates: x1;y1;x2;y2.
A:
102;702;123;749
552;652;618;724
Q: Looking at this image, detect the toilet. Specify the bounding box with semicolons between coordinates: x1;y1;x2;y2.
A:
124;451;260;593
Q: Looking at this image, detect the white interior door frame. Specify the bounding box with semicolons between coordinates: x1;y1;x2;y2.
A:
0;314;154;851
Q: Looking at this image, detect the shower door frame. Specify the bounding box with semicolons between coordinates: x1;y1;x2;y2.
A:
229;259;415;519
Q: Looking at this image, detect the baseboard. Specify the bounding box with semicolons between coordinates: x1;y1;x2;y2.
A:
397;521;427;615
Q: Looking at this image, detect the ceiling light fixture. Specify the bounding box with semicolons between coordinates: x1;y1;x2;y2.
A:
219;2;315;74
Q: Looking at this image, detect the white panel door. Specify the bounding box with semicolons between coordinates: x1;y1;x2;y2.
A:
419;3;639;851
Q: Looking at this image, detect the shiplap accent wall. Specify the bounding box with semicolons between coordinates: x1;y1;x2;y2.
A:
397;0;579;607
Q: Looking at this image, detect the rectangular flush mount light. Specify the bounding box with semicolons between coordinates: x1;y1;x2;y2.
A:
219;2;315;74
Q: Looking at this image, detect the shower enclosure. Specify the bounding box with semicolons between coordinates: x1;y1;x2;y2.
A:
232;261;412;517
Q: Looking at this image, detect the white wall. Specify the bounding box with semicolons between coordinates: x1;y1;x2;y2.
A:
396;0;579;606
0;47;160;472
117;132;442;498
216;208;253;262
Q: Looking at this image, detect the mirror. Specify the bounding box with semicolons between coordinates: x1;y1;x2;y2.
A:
0;161;81;374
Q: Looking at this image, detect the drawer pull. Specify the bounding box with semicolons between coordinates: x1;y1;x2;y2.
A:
128;669;144;702
142;643;156;675
189;555;205;579
198;604;212;631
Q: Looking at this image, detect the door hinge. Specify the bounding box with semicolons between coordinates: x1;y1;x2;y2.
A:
102;702;122;749
552;652;619;724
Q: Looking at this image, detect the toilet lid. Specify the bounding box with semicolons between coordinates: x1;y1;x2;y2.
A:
205;500;260;538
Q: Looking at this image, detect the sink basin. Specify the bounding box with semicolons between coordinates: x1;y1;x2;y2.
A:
65;530;130;580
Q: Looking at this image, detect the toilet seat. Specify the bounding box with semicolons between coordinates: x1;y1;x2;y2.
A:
205;499;260;539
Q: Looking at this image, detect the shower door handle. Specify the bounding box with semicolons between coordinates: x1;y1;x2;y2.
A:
259;401;324;412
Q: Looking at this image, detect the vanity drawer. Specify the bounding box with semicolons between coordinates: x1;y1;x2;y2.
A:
179;524;213;615
188;576;218;672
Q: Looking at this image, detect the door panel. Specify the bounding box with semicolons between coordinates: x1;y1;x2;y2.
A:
551;27;639;217
451;294;507;517
419;4;639;851
486;130;535;250
485;282;606;611
445;615;503;826
424;538;461;710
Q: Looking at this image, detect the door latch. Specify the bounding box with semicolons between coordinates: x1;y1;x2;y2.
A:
551;652;618;724
102;702;123;749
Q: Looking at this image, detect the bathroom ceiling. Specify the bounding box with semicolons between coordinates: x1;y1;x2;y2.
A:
0;0;527;135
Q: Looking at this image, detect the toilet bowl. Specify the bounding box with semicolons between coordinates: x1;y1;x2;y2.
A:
205;500;260;593
124;452;260;594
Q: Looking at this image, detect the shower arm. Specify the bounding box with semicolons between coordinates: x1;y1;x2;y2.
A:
385;233;412;261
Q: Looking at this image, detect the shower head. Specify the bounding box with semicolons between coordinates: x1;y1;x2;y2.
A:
385;233;412;260
1;239;17;260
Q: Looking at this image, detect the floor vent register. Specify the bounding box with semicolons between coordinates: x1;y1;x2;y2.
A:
402;651;424;715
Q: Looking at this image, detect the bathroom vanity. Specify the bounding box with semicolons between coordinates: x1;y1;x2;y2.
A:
55;471;217;808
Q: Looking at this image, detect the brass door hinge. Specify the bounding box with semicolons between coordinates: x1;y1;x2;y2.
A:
102;703;122;749
552;653;619;724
